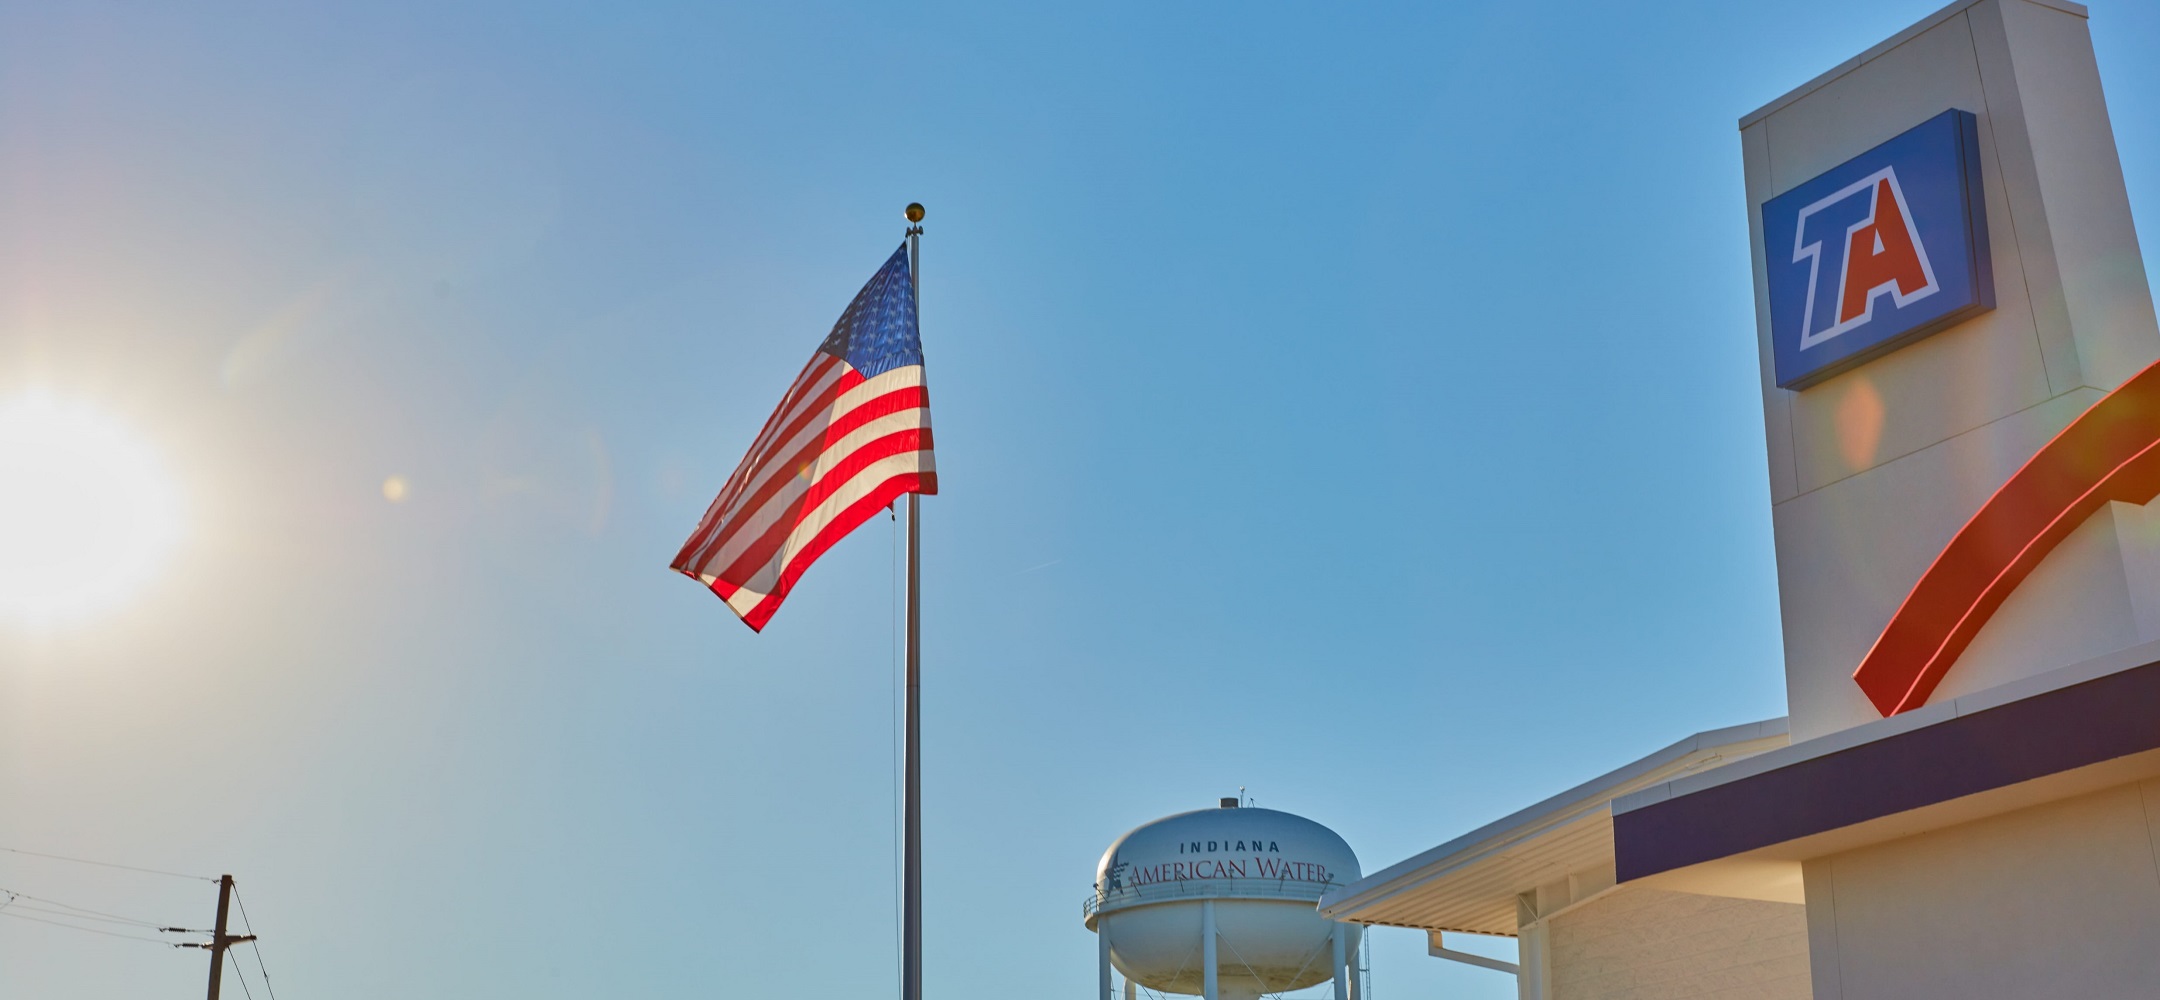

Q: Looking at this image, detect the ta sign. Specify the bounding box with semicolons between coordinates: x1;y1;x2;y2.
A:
1763;109;1994;389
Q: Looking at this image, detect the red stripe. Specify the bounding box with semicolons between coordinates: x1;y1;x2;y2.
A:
736;472;932;632
825;385;929;444
1853;355;2160;715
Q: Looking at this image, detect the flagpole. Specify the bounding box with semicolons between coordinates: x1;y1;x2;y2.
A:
902;201;926;1000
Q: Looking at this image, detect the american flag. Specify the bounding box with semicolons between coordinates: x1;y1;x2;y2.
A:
672;243;937;630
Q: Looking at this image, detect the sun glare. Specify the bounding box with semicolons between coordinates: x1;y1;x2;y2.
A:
0;391;184;625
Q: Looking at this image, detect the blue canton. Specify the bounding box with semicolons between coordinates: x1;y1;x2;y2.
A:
817;243;921;379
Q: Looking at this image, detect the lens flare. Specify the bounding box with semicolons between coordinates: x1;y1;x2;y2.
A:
0;391;184;625
1835;376;1885;471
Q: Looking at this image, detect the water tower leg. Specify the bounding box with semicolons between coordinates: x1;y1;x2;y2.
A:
1099;926;1113;1000
1202;899;1218;1000
1348;930;1360;1000
1331;923;1348;1000
1125;978;1137;1000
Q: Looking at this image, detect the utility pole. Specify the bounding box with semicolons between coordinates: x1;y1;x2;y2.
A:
183;875;256;1000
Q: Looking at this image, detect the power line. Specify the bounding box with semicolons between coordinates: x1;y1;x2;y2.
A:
8;902;170;930
230;883;279;1000
0;908;184;947
225;951;258;1000
0;886;182;930
0;845;215;882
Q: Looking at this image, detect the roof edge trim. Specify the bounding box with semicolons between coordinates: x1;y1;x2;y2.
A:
1737;0;2088;131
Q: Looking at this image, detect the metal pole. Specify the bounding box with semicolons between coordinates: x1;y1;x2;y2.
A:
205;875;232;1000
902;208;925;1000
1202;899;1218;1000
1332;923;1348;1000
1098;916;1113;1000
1350;930;1363;1000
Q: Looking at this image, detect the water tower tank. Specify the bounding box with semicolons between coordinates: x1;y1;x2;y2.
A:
1085;800;1361;1000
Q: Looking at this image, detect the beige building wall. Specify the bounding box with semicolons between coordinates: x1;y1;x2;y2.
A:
1800;778;2160;1000
1540;886;1809;1000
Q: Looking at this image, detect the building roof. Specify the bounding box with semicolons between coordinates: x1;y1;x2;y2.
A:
1315;719;1788;936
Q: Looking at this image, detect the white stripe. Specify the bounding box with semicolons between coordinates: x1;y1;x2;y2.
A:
726;580;767;617
831;365;925;415
809;408;931;484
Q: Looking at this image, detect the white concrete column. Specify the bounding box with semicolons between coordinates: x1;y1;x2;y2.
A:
1098;921;1113;1000
1516;922;1549;1000
1331;923;1349;1000
1202;899;1218;1000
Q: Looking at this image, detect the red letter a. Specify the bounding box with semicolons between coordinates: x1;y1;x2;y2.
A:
1839;178;1931;324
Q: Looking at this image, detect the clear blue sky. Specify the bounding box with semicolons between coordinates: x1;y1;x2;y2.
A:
2;1;2157;997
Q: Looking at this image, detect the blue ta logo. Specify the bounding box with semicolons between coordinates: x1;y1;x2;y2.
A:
1762;110;1993;389
1793;169;1938;350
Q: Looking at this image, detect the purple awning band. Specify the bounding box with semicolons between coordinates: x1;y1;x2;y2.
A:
1613;654;2160;883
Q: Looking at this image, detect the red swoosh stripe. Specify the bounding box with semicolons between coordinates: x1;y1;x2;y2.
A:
1853;356;2160;716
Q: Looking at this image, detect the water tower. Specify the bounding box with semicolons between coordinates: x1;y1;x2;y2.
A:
1085;799;1361;1000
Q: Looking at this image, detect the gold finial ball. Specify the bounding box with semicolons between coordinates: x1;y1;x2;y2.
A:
905;203;926;223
